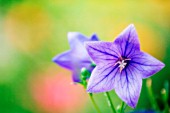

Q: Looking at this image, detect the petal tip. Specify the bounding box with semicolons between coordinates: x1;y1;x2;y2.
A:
67;32;78;36
52;56;58;63
161;62;165;68
52;56;63;67
159;62;165;71
91;33;99;41
156;60;165;70
129;23;135;27
67;32;78;40
67;32;86;40
127;24;136;31
127;100;137;108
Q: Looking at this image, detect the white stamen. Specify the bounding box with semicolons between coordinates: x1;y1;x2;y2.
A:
115;58;131;72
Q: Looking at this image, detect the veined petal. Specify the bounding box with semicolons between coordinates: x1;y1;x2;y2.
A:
113;24;140;57
87;65;119;92
114;65;142;108
52;50;74;70
85;41;119;65
130;51;165;79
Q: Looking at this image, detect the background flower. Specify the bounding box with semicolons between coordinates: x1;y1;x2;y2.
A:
53;32;99;82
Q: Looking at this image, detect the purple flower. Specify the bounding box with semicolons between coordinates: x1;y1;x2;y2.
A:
85;24;165;108
53;32;99;83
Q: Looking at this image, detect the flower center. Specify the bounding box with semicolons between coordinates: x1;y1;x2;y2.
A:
114;58;131;72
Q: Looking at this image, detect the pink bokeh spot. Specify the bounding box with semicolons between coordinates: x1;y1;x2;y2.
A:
30;68;87;113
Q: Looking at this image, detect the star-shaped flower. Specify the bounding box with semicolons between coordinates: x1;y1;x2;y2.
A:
53;32;99;82
85;24;165;108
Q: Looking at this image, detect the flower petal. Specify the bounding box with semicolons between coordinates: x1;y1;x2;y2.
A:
72;70;81;82
52;50;74;70
130;51;165;78
87;65;119;92
114;66;142;108
113;24;140;57
68;32;88;49
53;32;100;83
91;34;99;41
67;32;89;58
85;41;119;65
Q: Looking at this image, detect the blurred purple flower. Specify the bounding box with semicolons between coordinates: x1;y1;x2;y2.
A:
53;32;99;83
85;24;165;108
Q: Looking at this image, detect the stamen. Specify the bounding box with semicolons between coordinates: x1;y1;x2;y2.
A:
124;58;131;61
114;58;131;72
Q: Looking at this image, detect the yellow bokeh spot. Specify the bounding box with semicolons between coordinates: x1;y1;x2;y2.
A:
110;23;165;60
136;23;165;60
4;3;52;53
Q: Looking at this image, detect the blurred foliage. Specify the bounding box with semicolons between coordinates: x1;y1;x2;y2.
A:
0;0;24;15
0;0;170;113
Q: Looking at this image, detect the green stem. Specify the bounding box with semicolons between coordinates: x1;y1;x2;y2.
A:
146;78;159;111
120;101;125;113
161;88;169;113
105;92;117;113
89;93;102;113
123;104;127;111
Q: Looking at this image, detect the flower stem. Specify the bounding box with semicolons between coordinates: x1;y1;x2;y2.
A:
120;101;125;113
89;93;102;113
162;81;169;113
146;78;159;111
105;92;117;113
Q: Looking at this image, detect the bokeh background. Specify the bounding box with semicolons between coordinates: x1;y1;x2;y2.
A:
0;0;170;113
